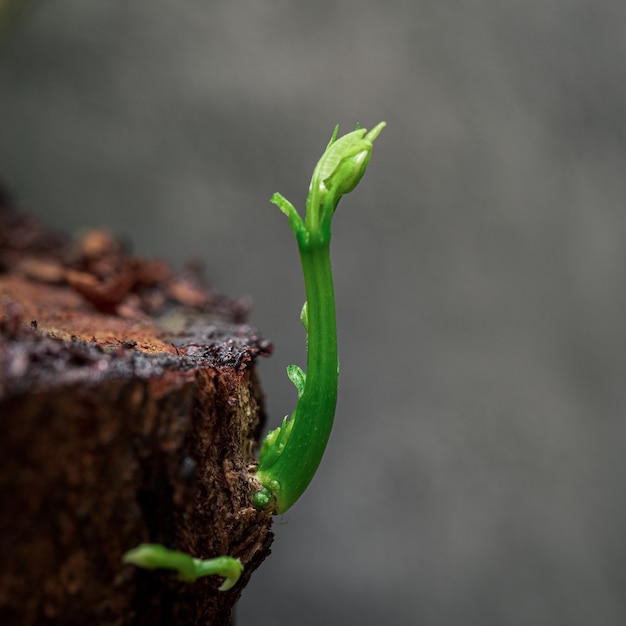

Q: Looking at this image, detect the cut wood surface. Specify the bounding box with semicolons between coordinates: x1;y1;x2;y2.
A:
0;204;274;625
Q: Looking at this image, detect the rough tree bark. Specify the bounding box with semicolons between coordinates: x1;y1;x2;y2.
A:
0;201;274;625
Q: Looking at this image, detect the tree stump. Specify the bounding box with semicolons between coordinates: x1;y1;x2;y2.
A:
0;204;274;625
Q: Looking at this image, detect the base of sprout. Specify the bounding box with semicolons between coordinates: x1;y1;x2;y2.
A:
253;487;272;509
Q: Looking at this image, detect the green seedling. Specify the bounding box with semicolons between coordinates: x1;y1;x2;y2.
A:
122;121;385;586
122;544;243;591
254;121;386;513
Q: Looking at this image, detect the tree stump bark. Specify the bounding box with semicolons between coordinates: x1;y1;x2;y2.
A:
0;205;274;625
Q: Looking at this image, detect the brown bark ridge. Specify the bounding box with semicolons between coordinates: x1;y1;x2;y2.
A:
0;201;274;625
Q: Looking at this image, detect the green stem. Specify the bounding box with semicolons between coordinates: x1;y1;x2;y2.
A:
256;233;338;513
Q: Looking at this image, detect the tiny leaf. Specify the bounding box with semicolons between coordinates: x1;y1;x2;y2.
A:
271;192;305;238
287;364;306;398
300;301;309;332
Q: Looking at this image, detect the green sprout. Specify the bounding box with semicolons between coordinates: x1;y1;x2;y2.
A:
254;121;386;514
122;544;243;591
122;122;385;585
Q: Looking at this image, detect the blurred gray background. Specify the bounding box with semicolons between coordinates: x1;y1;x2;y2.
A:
1;1;626;625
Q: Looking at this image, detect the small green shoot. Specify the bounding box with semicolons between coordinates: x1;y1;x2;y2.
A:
254;121;386;513
122;544;243;591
